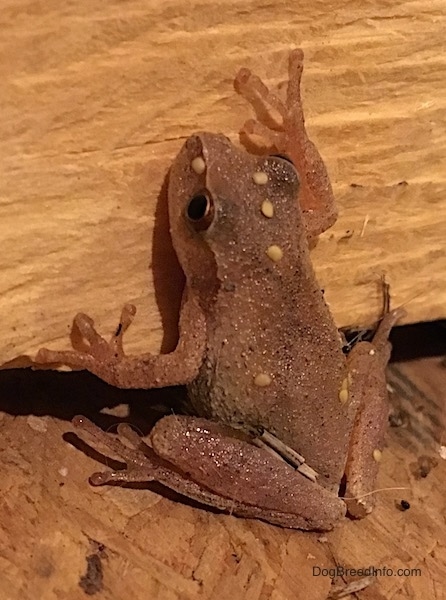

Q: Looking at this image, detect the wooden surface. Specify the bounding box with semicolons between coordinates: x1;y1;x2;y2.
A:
1;0;446;365
1;323;446;599
1;3;446;598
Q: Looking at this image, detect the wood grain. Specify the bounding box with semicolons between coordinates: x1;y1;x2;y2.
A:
1;0;445;365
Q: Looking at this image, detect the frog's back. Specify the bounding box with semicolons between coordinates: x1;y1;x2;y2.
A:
168;133;349;488
187;235;348;488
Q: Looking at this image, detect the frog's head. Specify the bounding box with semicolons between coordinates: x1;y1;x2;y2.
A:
168;133;301;297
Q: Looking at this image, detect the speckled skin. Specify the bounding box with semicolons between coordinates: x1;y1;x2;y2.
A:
36;50;404;529
171;133;348;491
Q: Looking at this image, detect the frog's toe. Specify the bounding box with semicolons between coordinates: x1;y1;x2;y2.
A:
34;347;89;369
89;470;122;486
241;118;284;149
234;65;287;129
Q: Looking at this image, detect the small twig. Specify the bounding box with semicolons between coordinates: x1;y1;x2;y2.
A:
252;437;288;461
360;214;369;237
259;430;319;481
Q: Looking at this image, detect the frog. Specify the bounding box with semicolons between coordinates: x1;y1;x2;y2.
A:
35;49;404;530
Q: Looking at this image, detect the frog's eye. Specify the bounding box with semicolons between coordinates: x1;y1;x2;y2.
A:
186;191;215;231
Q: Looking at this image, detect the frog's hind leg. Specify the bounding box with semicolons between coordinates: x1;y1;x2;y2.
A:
73;415;345;530
342;307;405;518
72;416;242;505
147;415;345;530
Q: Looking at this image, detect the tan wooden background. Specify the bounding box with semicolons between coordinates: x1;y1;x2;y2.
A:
1;0;445;366
1;1;446;599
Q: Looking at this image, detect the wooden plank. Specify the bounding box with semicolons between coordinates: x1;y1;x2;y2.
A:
1;344;445;599
1;1;445;364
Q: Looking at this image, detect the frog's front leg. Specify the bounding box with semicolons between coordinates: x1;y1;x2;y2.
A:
76;416;345;531
235;49;337;240
34;291;206;388
342;307;406;518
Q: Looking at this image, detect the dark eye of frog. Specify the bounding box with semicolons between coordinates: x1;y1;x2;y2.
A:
186;191;215;231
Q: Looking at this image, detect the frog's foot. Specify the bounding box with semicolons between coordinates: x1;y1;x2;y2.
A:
35;292;205;389
72;416;211;489
36;303;136;368
72;416;247;505
234;49;309;157
234;58;290;152
72;415;157;485
34;304;137;383
235;49;337;239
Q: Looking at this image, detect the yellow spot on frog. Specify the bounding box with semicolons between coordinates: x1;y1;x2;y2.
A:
261;200;274;218
339;388;349;404
254;373;272;387
191;156;206;174
373;449;382;462
253;171;268;185
339;376;350;404
266;245;283;262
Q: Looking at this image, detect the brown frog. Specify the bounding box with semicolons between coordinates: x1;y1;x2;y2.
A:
36;50;404;530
